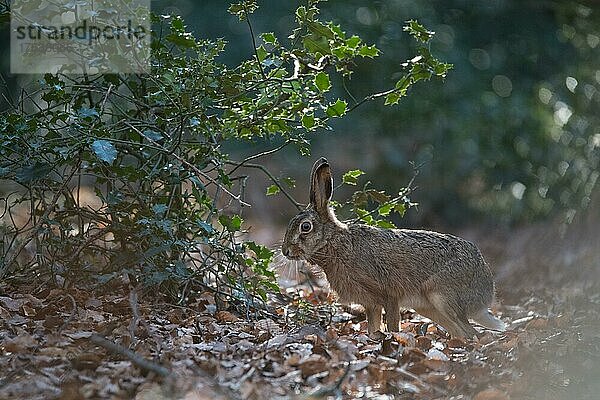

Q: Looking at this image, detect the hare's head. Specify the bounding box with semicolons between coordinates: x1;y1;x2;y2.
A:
282;158;342;261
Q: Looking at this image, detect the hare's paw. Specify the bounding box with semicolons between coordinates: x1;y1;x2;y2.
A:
368;330;386;340
365;304;383;334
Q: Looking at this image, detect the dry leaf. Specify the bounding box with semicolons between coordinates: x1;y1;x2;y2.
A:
473;388;510;400
255;318;281;334
0;296;23;312
299;358;328;378
4;332;37;352
215;311;239;323
525;318;548;330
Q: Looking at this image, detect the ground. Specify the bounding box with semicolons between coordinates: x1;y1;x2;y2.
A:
0;215;598;400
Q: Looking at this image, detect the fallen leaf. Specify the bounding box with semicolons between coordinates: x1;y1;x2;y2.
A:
299;358;328;378
525;318;548;330
21;304;37;317
4;335;37;352
215;311;239;323
427;348;449;361
267;334;288;348
70;353;102;371
473;388;510;400
0;296;24;312
255;318;281;334
64;331;94;340
510;315;534;326
393;332;416;347
416;336;432;350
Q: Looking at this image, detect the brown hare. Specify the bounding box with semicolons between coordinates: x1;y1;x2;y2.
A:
282;158;505;338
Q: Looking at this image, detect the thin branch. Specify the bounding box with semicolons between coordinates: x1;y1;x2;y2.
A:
90;334;171;377
228;142;290;175
225;161;303;211
244;8;268;81
349;166;420;225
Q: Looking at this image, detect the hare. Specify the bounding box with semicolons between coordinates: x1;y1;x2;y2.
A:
282;158;506;338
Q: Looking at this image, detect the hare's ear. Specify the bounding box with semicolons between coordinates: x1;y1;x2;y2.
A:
309;157;333;216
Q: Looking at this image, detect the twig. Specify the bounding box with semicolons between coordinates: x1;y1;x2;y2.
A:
349;166;420;224
244;8;267;81
58;294;77;333
227;142;290;175
304;362;352;398
128;288;162;353
226;161;303;210
90;334;171;377
128;289;141;343
397;367;447;396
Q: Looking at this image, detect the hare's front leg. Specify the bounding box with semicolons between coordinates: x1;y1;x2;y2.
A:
365;304;383;334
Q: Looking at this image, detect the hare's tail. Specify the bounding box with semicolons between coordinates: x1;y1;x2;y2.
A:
471;309;506;331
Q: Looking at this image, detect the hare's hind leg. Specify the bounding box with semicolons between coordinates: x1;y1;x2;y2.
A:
415;306;468;338
427;292;477;338
365;304;383;334
384;300;400;332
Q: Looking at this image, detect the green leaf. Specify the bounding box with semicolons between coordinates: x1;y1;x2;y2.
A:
314;72;331;92
283;177;296;188
261;32;276;44
345;36;361;48
228;0;258;20
256;45;268;62
91;139;117;164
152;204;168;215
143;130;163;141
395;76;411;92
266;184;280;196
366;189;390;203
197;221;214;234
302;113;316;130
376;220;396;229
246;241;274;261
358;45;380;58
219;214;243;232
394;203;407;216
404;20;434;43
326;99;347;117
384;92;401;106
342;169;365;185
165;33;196;48
378;203;393;216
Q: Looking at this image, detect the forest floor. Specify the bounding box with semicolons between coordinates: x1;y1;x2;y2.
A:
1;214;598;400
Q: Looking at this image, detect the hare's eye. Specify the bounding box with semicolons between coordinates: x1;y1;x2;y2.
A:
300;221;312;233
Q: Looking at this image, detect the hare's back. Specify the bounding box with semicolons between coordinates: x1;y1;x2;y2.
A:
394;227;477;252
349;225;483;268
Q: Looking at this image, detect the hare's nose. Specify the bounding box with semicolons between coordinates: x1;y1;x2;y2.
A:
282;247;290;257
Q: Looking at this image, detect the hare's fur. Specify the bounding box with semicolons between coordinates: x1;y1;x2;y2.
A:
282;158;505;338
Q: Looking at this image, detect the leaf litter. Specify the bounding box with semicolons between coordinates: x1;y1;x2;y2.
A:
1;219;599;399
